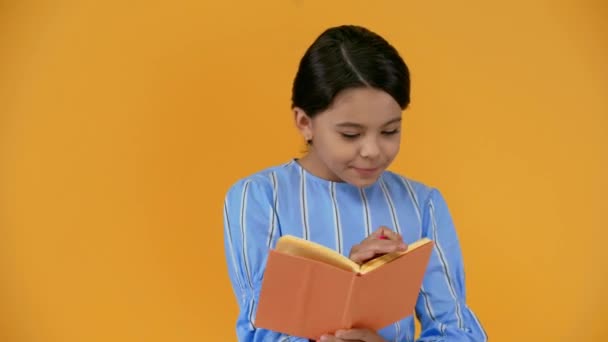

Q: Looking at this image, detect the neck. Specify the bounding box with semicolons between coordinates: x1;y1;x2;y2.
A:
297;150;343;182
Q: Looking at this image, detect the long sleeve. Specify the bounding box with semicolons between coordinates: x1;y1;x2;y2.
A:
223;177;309;342
414;189;488;342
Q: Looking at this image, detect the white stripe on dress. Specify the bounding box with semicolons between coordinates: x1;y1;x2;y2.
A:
329;182;343;254
224;199;244;292
429;198;464;329
359;188;372;236
267;172;279;248
240;180;253;289
300;167;310;240
419;285;444;333
380;178;402;235
400;177;422;238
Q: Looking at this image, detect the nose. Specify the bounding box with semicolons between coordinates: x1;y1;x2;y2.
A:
359;137;380;159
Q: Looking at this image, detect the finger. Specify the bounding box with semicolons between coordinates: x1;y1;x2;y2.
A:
363;239;408;254
369;226;402;241
350;240;407;264
350;241;406;264
379;227;402;241
350;249;376;264
317;334;347;342
335;328;378;341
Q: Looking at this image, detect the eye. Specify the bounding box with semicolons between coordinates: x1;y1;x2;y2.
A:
341;132;360;139
382;129;400;135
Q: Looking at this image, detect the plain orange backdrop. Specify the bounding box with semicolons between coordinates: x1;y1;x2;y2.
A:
1;1;607;341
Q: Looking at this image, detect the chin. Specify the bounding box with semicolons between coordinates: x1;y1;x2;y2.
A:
346;175;381;188
341;167;384;188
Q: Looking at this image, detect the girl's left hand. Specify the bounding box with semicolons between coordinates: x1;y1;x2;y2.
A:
317;328;387;342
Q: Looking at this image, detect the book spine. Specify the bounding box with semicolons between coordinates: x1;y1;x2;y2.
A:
339;273;358;328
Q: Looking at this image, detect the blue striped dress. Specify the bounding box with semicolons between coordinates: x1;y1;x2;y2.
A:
223;159;487;342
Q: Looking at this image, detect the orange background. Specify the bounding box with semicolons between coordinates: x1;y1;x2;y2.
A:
1;1;607;341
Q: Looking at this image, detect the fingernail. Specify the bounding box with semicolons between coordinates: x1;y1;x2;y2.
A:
319;335;329;341
399;243;407;250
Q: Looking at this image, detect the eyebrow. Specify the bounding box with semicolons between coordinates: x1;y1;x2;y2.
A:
335;117;402;129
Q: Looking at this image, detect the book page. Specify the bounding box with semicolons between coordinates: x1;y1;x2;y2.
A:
276;235;360;273
359;238;432;274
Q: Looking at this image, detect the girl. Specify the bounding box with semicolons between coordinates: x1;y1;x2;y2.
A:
223;25;487;342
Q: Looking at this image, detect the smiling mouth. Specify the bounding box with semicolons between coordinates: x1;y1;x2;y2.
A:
352;167;381;176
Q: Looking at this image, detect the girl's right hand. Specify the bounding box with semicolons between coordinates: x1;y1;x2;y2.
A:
348;226;407;264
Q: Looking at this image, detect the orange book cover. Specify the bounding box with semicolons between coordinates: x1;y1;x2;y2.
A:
254;235;434;340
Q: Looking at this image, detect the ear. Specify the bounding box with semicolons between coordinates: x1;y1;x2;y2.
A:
293;107;313;143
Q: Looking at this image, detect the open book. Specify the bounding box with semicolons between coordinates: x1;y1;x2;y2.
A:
254;235;434;340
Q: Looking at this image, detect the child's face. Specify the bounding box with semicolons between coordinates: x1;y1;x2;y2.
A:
297;87;402;188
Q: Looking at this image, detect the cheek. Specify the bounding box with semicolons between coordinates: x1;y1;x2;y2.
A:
383;138;401;158
326;143;355;165
318;139;356;169
317;133;349;156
